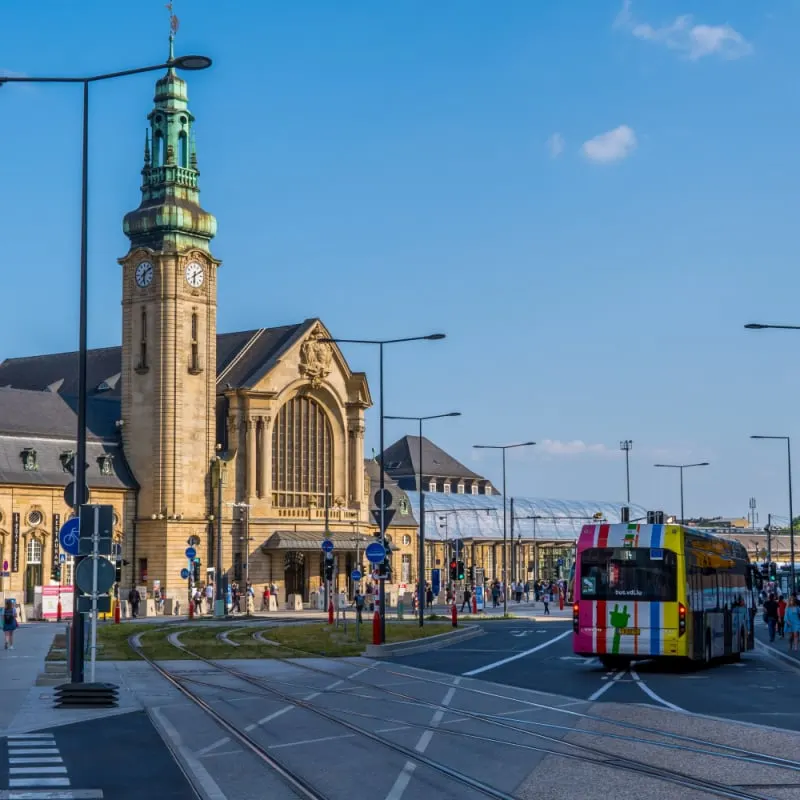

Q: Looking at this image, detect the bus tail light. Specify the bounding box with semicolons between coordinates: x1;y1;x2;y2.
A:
678;602;686;636
572;603;579;633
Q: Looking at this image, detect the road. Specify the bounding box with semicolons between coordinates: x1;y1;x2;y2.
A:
387;618;800;731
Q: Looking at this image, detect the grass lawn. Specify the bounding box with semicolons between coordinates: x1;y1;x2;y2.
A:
97;619;456;660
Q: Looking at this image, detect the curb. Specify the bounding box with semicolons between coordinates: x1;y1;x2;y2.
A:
754;638;800;672
363;624;483;658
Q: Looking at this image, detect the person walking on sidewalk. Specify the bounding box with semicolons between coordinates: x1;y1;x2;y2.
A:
128;586;141;619
778;595;787;638
542;590;551;615
460;586;472;613
764;593;779;642
784;596;800;652
3;600;18;650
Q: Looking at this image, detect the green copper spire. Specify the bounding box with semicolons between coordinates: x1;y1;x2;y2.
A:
123;37;216;253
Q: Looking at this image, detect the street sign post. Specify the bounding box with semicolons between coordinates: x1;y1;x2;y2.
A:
59;518;81;557
59;553;66;564
78;505;113;556
374;489;393;510
64;481;89;508
351;569;362;582
321;539;334;554
371;508;396;528
365;541;386;564
181;568;190;580
185;547;197;560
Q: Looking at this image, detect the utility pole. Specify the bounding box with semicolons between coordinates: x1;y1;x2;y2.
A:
767;513;772;564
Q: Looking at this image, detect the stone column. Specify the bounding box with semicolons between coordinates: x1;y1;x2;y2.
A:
258;415;271;500
247;417;257;500
347;421;365;506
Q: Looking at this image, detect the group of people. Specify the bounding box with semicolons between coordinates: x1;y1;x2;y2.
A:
762;592;800;650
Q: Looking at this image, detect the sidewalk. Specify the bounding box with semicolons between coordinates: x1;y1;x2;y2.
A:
754;619;800;670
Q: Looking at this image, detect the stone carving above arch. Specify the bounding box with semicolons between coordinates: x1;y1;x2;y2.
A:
299;330;333;389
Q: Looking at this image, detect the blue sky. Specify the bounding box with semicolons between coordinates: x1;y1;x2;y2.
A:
2;1;800;521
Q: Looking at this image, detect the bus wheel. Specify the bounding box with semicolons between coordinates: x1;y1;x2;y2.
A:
599;655;627;670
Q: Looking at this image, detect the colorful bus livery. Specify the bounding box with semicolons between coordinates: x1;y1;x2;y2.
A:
573;522;757;667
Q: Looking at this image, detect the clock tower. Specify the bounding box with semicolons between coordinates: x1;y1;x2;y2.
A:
119;38;219;589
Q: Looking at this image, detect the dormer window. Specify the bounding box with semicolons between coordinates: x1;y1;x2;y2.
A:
457;483;465;494
59;450;75;474
428;480;437;493
443;483;451;494
471;485;479;495
99;454;114;476
21;448;38;472
399;498;409;515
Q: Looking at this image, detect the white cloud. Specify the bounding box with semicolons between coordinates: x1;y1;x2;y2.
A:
546;132;564;158
539;440;619;458
581;125;637;164
616;2;752;61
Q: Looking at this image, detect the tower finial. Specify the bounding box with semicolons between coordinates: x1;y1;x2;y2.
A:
165;2;180;71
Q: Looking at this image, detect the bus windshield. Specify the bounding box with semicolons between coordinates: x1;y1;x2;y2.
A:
579;547;677;602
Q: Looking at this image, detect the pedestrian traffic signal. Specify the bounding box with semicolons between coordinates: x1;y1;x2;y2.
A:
449;560;457;581
457;561;465;581
770;562;778;581
324;557;334;581
51;565;61;582
193;558;201;583
761;562;770;579
115;562;122;583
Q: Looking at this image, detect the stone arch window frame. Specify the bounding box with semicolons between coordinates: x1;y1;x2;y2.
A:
270;386;350;510
136;305;149;373
188;306;202;375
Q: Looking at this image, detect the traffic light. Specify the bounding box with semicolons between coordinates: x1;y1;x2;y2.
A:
770;562;778;581
193;558;201;583
457;561;465;581
324;556;334;581
115;561;122;583
449;560;457;581
469;565;476;584
51;565;61;582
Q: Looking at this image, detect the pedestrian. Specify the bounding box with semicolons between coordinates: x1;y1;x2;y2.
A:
3;599;18;650
778;595;787;638
205;583;214;613
426;586;434;609
353;590;365;623
784;596;800;652
542;590;551;615
461;585;472;613
763;593;779;642
128;586;141;619
491;582;500;608
524;581;531;603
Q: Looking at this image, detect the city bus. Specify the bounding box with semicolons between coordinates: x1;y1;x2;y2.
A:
573;521;759;668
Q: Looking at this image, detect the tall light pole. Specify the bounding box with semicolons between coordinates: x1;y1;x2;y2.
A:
473;441;536;614
385;412;461;627
620;440;633;504
321;333;445;642
653;462;709;525
1;51;213;684
751;435;795;592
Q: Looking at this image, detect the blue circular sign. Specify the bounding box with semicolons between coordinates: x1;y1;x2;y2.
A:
351;569;362;582
321;539;334;554
185;547;197;560
180;568;190;580
365;541;386;564
59;518;80;557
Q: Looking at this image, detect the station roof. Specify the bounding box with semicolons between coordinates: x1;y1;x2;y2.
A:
405;492;648;542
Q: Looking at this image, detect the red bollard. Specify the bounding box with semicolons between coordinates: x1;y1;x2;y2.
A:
451;602;458;627
559;588;564;611
328;600;334;625
189;598;194;620
57;598;62;623
114;599;121;624
472;594;477;614
372;610;381;645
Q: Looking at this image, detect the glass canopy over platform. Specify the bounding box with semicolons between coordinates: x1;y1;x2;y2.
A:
404;492;648;542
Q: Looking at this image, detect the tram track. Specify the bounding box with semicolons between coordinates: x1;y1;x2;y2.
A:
132;623;787;800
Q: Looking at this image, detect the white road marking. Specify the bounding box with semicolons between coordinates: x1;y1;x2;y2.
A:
9;767;68;775
4;734;55;740
384;678;461;800
9;757;64;764
6;750;60;756
587;670;625;701
8;779;71;788
463;630;571;676
629;668;685;712
0;791;102;799
270;733;355;750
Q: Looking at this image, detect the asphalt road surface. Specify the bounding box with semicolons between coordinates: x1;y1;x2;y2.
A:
387;618;800;731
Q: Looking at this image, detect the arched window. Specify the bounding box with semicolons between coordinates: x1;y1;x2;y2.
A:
139;307;147;369
272;396;332;508
154;132;164;166
26;537;42;564
189;312;200;373
178;132;188;168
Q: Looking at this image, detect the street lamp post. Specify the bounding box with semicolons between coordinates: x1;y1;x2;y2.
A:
620;440;633;504
653;462;709;525
0;51;213;684
473;441;536;614
321;334;445;643
751;436;795;592
385;412;461;627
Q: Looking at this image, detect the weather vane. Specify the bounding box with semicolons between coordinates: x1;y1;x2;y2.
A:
166;2;180;38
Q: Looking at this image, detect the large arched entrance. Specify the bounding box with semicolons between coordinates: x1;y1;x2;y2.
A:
284;551;306;600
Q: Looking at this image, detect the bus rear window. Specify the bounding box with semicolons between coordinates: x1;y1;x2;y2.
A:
579;547;677;602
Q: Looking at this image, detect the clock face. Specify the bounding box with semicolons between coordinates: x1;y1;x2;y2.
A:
185;261;205;288
135;261;153;288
